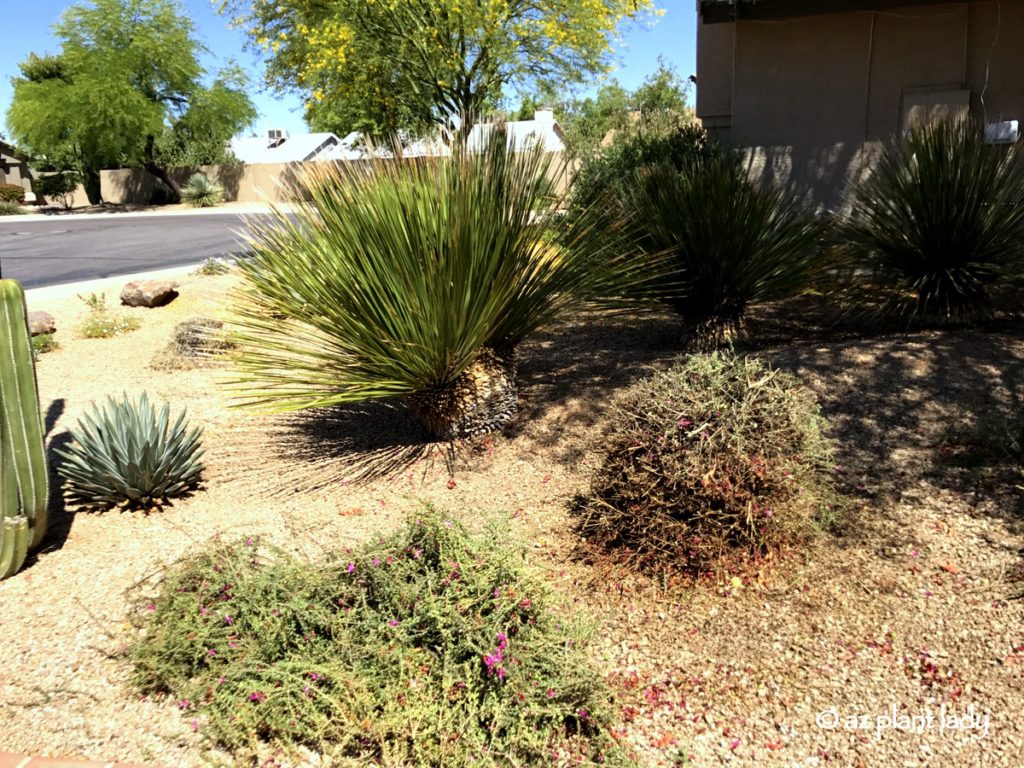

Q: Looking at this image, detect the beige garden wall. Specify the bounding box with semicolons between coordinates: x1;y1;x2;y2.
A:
101;152;575;205
696;0;1024;208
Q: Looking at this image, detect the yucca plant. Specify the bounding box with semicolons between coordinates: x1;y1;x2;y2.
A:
181;174;225;208
846;119;1024;323
621;154;827;349
56;392;204;508
230;131;636;439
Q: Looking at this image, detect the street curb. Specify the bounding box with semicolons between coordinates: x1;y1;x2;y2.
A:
24;262;209;304
8;202;293;224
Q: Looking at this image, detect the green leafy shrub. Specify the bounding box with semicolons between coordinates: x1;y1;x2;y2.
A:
0;201;23;216
941;411;1024;467
31;333;59;357
131;514;622;766
576;353;839;575
77;292;141;338
620;154;827;349
56;392;204;508
568;121;719;216
231;131;635;439
33;171;79;209
846;120;1024;323
0;183;25;203
181;174;225;208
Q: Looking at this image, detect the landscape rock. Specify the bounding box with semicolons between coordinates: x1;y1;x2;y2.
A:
120;280;179;308
26;310;56;336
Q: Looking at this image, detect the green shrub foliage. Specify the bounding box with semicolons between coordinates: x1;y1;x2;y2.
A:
577;354;838;575
0;201;23;216
847;119;1024;322
33;172;79;209
0;183;25;203
568;121;719;216
181;173;225;208
131;515;622;766
621;154;827;349
56;392;204;508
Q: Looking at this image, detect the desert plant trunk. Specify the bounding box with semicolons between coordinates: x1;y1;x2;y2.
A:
81;168;102;205
143;135;182;203
406;347;518;439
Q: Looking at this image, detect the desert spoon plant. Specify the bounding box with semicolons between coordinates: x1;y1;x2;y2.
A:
231;130;638;439
0;280;49;579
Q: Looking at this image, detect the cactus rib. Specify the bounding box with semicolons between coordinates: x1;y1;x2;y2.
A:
0;279;49;579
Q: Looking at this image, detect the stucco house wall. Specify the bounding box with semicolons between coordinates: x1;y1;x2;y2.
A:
0;141;32;197
696;0;1024;208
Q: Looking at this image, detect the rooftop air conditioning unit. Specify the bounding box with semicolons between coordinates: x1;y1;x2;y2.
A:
267;128;289;147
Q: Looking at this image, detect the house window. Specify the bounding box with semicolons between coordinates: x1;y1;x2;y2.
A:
900;87;970;135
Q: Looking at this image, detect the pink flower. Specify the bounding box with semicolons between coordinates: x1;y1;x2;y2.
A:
546;689;556;698
207;649;217;657
346;562;356;574
372;558;381;567
178;698;192;710
192;718;199;732
145;604;156;612
678;418;693;428
388;620;400;627
248;691;266;703
223;615;233;625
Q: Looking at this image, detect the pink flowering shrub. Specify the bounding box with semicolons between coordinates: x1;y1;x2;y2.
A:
131;514;623;765
576;353;840;575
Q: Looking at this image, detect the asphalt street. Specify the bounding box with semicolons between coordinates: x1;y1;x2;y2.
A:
0;213;271;288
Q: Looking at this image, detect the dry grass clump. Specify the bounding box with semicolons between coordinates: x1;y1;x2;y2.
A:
576;353;840;575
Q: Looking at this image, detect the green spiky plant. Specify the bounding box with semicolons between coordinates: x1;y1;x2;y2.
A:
846;119;1024;323
55;392;204;509
0;280;49;579
619;153;828;349
181;174;225;208
230;131;638;439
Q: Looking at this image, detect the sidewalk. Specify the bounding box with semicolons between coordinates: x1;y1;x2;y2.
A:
0;754;157;768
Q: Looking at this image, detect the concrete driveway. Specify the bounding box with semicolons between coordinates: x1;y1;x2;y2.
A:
0;212;273;289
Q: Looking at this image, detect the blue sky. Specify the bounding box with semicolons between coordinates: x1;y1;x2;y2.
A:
0;1;696;139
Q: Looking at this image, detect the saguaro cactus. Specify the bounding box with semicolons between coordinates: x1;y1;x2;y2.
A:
0;280;48;579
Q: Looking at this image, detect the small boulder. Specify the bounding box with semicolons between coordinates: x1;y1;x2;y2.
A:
27;311;57;337
121;280;179;308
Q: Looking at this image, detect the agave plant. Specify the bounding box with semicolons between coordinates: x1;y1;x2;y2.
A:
847;119;1024;322
56;393;204;508
181;174;225;208
621;153;827;349
230;131;635;439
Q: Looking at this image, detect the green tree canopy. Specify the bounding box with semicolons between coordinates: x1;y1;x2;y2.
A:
558;58;694;159
218;0;658;141
6;0;256;204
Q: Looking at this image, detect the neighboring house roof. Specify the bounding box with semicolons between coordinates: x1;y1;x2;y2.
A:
320;110;567;160
229;132;341;164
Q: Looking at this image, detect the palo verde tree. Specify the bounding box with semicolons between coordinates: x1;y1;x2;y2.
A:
218;0;659;142
7;0;256;204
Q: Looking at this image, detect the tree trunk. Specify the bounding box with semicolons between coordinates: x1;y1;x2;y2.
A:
143;135;181;203
81;168;102;205
406;347;518;440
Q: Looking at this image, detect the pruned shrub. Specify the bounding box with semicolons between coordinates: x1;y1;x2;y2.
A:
131;514;622;766
181;173;225;208
0;183;25;203
56;392;204;509
33;171;79;209
846;119;1024;323
576;354;839;575
0;201;23;216
31;333;59;357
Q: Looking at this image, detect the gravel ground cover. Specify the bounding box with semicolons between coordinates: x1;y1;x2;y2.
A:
0;271;1021;767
